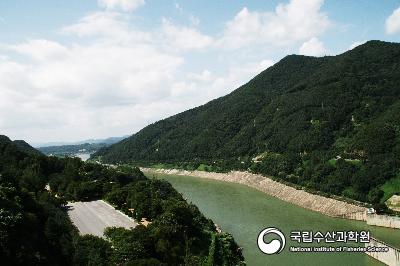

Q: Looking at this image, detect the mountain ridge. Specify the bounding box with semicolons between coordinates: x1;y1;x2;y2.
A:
95;40;399;161
0;135;43;156
34;135;128;148
95;40;400;203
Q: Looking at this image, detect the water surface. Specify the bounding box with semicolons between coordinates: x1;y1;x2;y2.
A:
75;153;90;161
148;173;400;266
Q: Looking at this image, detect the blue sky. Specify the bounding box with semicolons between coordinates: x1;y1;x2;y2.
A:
1;0;400;144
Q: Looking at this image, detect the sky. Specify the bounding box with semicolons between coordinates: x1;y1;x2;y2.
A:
1;0;400;145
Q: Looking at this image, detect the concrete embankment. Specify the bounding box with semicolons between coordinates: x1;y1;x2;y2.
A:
366;237;400;266
142;168;366;218
341;211;400;229
366;214;400;229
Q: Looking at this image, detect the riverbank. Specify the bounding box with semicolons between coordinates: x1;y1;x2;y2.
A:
366;238;400;266
142;168;367;218
150;172;400;266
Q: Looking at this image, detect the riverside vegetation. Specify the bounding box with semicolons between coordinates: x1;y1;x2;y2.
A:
94;41;400;211
0;135;244;265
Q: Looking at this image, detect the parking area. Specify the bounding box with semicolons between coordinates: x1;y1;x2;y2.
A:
67;200;137;237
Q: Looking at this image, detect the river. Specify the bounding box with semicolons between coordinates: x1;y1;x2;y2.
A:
75;153;91;161
148;173;400;266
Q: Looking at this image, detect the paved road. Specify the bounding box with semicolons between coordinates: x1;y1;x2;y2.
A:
67;200;137;237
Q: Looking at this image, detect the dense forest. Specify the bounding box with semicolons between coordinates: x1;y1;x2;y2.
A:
95;40;400;205
0;135;244;265
11;139;42;156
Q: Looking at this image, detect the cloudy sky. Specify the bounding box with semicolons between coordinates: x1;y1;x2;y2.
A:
1;0;400;145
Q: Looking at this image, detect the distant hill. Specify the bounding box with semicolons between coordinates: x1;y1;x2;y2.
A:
36;136;128;157
0;135;42;156
95;40;400;204
12;140;43;155
82;136;129;145
39;142;109;157
35;135;128;148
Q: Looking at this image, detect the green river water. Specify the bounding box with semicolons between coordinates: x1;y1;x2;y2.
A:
147;173;400;266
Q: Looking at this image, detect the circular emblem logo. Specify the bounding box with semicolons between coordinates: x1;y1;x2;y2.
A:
257;227;286;255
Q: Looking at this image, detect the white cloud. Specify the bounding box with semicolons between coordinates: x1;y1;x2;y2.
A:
61;11;151;43
62;12;127;37
187;70;214;82
161;19;213;50
0;12;188;142
176;59;274;100
30;43;182;103
298;37;326;56
0;8;276;143
98;0;145;12
2;0;328;143
386;7;400;34
218;0;330;49
349;40;366;50
5;39;69;61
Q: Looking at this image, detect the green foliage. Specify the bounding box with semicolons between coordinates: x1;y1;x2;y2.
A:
96;40;400;204
367;188;384;204
0;134;244;265
73;235;112;266
380;174;400;202
104;226;154;264
12;140;42;155
0;136;76;265
206;233;217;266
197;164;213;172
214;233;245;266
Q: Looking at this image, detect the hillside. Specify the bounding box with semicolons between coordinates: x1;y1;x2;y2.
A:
0;134;243;265
12;139;43;155
95;40;400;205
0;135;42;155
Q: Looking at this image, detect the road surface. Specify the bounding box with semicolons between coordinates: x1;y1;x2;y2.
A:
67;200;137;237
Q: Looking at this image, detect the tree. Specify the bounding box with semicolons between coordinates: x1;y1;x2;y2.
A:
73;235;112;266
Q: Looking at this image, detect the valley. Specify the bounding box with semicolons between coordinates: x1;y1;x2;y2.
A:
3;1;400;265
96;41;400;211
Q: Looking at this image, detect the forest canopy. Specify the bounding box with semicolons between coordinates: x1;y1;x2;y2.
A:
0;135;244;265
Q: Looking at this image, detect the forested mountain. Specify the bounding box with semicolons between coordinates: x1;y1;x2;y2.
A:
0;135;243;265
3;136;42;155
95;40;400;205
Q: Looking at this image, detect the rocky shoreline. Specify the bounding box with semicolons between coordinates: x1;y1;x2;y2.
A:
142;168;367;218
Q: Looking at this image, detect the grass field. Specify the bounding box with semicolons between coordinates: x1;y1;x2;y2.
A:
381;174;400;202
